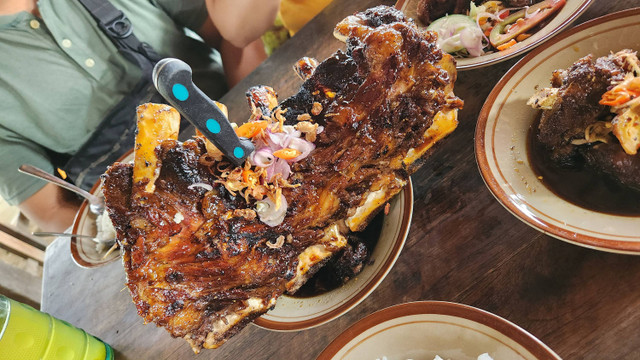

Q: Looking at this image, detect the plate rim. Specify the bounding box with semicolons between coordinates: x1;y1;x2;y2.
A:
253;178;414;331
70;149;133;268
395;0;595;70
475;7;640;254
316;300;561;360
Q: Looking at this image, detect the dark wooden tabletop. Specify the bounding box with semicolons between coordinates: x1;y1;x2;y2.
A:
41;0;640;359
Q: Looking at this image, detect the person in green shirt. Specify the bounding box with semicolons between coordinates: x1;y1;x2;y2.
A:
0;0;279;231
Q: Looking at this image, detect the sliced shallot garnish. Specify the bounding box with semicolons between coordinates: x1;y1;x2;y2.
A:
250;147;275;167
460;27;484;57
266;158;291;181
255;194;288;227
287;137;316;162
188;183;213;191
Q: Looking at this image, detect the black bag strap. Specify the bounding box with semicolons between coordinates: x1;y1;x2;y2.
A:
55;0;166;189
76;0;162;78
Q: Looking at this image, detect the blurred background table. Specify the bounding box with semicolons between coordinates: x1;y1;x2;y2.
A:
41;0;640;358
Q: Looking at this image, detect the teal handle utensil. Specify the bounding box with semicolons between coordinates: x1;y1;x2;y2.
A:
152;58;253;166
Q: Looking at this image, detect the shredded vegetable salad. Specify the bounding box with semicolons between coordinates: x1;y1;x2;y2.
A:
426;0;565;58
197;98;323;227
600;51;640;156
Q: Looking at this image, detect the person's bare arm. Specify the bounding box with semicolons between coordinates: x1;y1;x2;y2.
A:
204;0;280;48
218;38;267;88
197;4;273;87
19;183;81;232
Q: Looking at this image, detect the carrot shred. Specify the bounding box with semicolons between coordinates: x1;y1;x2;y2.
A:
273;148;302;160
600;91;632;106
516;33;531;42
496;39;517;51
236;121;268;138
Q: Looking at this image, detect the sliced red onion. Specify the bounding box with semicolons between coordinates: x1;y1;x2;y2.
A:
250;147;275;168
282;125;301;137
266;158;291;181
287;137;316;162
267;131;290;149
317;125;325;134
255;194;288;227
460;27;484;57
267;126;303;150
478;11;502;23
188;183;213;191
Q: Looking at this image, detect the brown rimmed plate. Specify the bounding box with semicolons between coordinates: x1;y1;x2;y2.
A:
253;179;413;331
317;301;561;360
475;8;640;254
70;150;133;268
395;0;594;70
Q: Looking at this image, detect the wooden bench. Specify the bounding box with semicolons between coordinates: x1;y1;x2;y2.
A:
0;223;45;309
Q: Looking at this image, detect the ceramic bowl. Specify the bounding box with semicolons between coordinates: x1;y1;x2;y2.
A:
317;301;561;360
396;0;593;70
254;180;413;331
475;8;640;254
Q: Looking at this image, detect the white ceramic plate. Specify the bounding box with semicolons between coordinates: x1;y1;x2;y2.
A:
69;188;119;268
317;301;561;360
254;180;413;331
396;0;593;70
476;8;640;254
70;151;133;268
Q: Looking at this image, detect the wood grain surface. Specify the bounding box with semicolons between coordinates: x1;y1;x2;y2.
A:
41;0;640;359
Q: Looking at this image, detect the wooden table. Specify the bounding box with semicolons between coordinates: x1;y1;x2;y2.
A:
41;0;640;358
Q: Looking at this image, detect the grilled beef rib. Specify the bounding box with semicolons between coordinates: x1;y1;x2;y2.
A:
103;6;462;352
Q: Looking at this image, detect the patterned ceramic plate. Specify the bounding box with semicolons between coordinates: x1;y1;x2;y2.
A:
317;301;561;360
254;180;413;331
476;8;640;254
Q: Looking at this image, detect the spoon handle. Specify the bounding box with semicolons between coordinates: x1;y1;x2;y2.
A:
19;164;102;207
32;232;95;238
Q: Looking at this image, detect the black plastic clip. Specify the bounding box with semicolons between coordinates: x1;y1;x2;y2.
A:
103;12;132;39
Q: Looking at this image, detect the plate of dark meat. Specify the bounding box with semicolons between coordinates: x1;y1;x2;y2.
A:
476;8;640;254
396;0;593;70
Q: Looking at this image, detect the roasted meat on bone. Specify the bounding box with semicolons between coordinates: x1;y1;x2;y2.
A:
102;5;463;353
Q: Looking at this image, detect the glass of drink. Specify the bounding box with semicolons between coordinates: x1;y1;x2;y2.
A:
0;294;114;360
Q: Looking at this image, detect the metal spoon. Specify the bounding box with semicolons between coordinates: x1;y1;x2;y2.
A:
19;164;104;215
32;232;96;238
33;232;115;247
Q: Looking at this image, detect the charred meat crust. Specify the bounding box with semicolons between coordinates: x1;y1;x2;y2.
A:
102;5;462;352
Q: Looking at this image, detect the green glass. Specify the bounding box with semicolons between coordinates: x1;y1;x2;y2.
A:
0;295;113;360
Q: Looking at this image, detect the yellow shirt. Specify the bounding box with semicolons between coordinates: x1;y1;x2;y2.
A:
279;0;333;36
